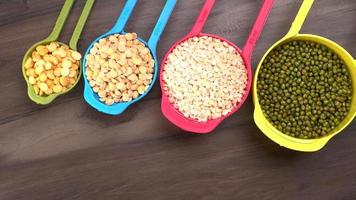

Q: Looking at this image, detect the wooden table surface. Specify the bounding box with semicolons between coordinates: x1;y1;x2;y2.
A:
1;0;356;199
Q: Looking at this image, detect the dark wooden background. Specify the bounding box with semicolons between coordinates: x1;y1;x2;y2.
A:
1;0;356;199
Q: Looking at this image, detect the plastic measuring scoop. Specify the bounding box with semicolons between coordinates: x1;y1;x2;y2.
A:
160;0;274;134
22;0;95;105
82;0;176;115
253;0;356;152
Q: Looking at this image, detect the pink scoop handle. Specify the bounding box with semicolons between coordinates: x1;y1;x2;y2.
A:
161;94;222;134
242;0;274;60
160;0;274;134
189;0;216;36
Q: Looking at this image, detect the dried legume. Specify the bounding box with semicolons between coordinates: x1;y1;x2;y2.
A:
257;40;352;139
25;42;81;96
85;33;154;105
163;36;248;122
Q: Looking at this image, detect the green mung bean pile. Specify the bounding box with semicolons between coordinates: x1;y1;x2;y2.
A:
257;40;352;139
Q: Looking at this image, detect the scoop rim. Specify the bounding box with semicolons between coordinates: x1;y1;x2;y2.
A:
253;33;356;151
22;40;81;105
159;32;253;133
81;31;159;115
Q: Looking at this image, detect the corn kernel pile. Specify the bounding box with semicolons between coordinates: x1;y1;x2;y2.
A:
163;36;248;122
85;33;154;106
24;42;81;96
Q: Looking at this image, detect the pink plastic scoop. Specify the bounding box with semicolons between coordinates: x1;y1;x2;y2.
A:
160;0;274;133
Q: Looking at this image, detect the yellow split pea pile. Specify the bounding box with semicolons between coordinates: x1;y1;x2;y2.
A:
163;36;248;122
85;33;154;106
24;42;81;96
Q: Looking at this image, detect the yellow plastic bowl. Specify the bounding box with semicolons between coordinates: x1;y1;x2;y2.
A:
253;0;356;152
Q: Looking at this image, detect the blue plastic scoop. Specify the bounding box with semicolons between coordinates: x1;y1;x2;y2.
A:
82;0;176;115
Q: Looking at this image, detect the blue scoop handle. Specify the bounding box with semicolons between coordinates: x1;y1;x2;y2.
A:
148;0;177;54
84;0;176;115
108;0;137;34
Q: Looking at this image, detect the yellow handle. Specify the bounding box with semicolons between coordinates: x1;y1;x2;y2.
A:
285;0;314;38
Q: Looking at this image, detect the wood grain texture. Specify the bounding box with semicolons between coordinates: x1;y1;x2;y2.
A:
1;0;356;199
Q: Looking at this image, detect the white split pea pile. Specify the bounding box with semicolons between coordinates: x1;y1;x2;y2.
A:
24;42;81;96
162;36;248;122
85;33;154;106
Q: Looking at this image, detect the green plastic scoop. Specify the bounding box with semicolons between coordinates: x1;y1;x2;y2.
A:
22;0;95;105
